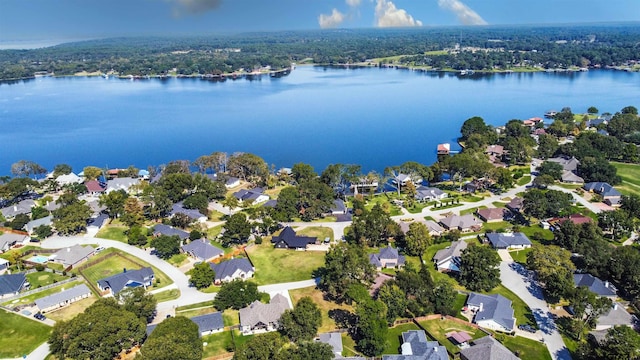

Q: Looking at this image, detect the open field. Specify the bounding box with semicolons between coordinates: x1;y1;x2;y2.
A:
289;286;354;333
418;318;487;355
612;161;640;197
246;243;325;285
0;309;51;358
201;331;233;358
46;296;97;322
296;226;334;242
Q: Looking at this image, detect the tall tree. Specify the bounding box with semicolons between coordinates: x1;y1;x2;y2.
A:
402;222;432;259
527;244;575;303
459;245;500;292
227;152;269;185
53;164;73;177
190;262;216;289
214;280;262;310
320;243;376;301
151;235;181;260
99;190;129;219
139;316;202;360
278;341;335;360
52;198;92;235
233;332;285;360
377;282;407;325
279;297;322;342
116;286;157;323
355;298;388;357
83;166;103;180
221;212;252;246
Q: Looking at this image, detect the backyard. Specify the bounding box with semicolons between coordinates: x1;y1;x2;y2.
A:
0;309;51;358
2;279;86;307
245;243;325;285
26;270;69;288
383;322;421;355
496;333;552;360
418;317;488;355
46;296;97;322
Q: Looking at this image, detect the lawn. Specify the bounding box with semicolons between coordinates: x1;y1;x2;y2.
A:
201;331;233;358
612;161;640;197
492;201;507;208
296;226;334;242
95;225;129;242
517;175;532;186
418;318;487;354
509;248;532;265
289;286;354;332
152;288;181;302
519;226;554;244
0;245;38;261
496;333;552;360
384;323;421;355
0;309;52;358
2;280;86;307
176;300;215;312
341;333;362;358
453;293;469;320
26;271;69;288
245;243;325;285
46;296;97;322
486;285;537;328
208;210;226;222
207;224;224;240
460;206;487;216
79;250;173;291
167;253;189;267
364;194;402;216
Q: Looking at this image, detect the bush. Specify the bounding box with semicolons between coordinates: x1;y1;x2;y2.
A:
35;264;45;272
255;236;263;245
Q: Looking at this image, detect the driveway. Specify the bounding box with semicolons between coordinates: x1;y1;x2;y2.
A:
499;258;572;360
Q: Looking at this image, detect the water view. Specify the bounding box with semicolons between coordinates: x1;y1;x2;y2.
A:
1;66;639;173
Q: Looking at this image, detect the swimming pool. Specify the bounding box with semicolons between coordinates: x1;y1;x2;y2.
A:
28;255;49;264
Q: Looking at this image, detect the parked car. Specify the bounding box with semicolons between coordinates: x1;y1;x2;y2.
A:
95;246;105;253
34;312;46;321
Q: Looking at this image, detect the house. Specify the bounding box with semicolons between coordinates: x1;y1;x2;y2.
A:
44;200;61;212
105;177;140;193
485;233;532;250
0;232;29;252
547;156;580;173
583;182;622;206
35;284;92;313
233;188;269;205
0;199;36;219
485;145;506;164
97;267;154;296
49;245;95;267
24;215;53;235
506;197;524;213
476;208;506;223
318;332;343;358
171;202;208;222
182;239;224;262
153;224;189;240
437;143;450;155
0;258;9;273
459;336;520;360
369;245;405;270
55;173;83;186
262;199;278;208
271;227;317;250
382;330;448;360
415;186;448;202
239;293;291;335
85;180;106;195
574;274;617;298
447;331;473;346
560;170;584;184
548;214;592;229
190;312;224;336
392;173;421;187
433;240;468;272
330;199;347;215
466;293;516;333
424;220;445;237
592;303;637;332
225;177;241;188
439;214;482;232
464;179;492;193
87;213;109;231
350;177;379;194
0;273;27;298
209;258;255;284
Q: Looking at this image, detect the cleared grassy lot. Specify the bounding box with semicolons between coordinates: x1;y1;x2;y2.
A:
245;243;325;285
497;333;552;360
612;161;640;197
0;309;51;358
95;225;129;242
289;286;354;333
296;226;334;242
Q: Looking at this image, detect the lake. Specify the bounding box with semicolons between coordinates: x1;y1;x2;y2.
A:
1;66;639;175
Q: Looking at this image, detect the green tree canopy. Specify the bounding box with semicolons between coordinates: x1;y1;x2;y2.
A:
279;297;322;342
151;235;181;260
459;245;500;292
355;298;388;357
221;212;252;247
116;286;157;323
527;244;575;303
214;280;263;310
139;316;202;360
319;243;376;302
190;262;216;289
99;190;129;219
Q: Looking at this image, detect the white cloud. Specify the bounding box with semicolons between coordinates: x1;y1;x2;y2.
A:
346;0;361;7
375;0;422;28
318;8;346;29
438;0;487;25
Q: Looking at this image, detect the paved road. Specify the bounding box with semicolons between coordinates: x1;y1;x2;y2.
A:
499;255;572;360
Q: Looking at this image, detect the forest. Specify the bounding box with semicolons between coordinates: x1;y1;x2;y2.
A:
1;23;640;80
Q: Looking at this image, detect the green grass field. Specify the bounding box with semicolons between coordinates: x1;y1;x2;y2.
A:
497;333;552;360
26;271;69;288
201;331;233;358
0;309;52;358
245;243;325;285
95;225;129;242
509;248;532;265
167;253;189;267
152;289;180;302
45;296;97;322
612;162;640;197
418;318;487;355
384;323;421;355
296;226;334;242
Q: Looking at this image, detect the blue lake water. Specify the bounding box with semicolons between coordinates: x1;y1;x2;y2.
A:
1;66;639;174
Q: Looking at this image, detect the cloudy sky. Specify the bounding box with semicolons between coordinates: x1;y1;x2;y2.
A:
1;0;639;44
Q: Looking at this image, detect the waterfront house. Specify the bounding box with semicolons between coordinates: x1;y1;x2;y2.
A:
466;293;516;333
392;173;421;187
181;239;223;262
583;182;622;206
433;240;467;272
460;336;520;360
369;245;405;270
49;244;95;267
382;330;448;360
85;180;106;195
209;258;254;284
437;143;450;155
271;227;317;250
35;284;92;313
97;267;154;296
476;208;507;223
225;177;241;188
190;312;224;336
439;214;482;232
0;273;27;298
105;177;140;193
55;173;83;187
233;188;269;205
486;232;532;250
574;273;617;298
239;293;291;335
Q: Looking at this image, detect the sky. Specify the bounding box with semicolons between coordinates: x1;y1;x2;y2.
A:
1;0;640;46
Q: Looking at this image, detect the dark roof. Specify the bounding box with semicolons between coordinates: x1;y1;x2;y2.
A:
369;246;405;267
583;182;621;198
330;199;347;213
0;273;26;295
574;274;617;297
233;188;266;202
146;324;157;336
97;267;154;295
506;197;524;212
263;199;278;208
209;258;254;282
486;233;532;248
182;239;223;261
153;224;189;240
270;227;317;248
477;208;506;221
171;202;205;220
191;312;224;334
87;213;109;228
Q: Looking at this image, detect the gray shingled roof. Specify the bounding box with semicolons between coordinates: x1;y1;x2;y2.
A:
233;188;266;202
209;258;254;282
433;240;467;265
459;336;520;360
271;227;317;248
24;215;53;233
190;312;224;334
50;245;94;266
467;293;515;331
486;233;532;249
106;177;140;192
382;330;448;360
318;332;343;355
97;267;154;295
369;245;405;267
0;199;36;218
416;186;446;200
574;274;617;297
0;273;27;295
35;284;91;310
583;182;621;198
239;293;291;328
171;202;205;220
182;239;223;261
0;232;28;250
439;214;481;230
153;224;189;240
